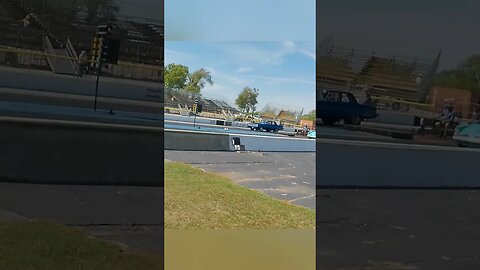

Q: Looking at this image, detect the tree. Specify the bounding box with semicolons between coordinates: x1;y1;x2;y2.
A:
434;55;480;92
301;110;316;121
185;68;214;97
164;63;189;91
235;87;259;115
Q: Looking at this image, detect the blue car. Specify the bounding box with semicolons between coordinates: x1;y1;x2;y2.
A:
307;130;316;139
453;123;480;147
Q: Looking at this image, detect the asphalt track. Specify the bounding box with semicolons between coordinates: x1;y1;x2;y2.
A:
317;138;480;188
316;137;480;269
0;87;163;115
0;66;161;101
317;189;480;270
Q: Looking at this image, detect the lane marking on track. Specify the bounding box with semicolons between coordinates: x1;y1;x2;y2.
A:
235;175;297;183
288;194;315;203
317;138;480;152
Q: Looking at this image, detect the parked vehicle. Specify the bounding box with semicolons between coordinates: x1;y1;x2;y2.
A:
307;130;316;139
317;90;377;125
248;120;284;132
452;123;480;148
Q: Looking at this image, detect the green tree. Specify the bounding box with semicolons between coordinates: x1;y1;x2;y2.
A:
301;110;316;121
185;68;214;97
235;87;259;114
164;63;190;91
434;55;480;91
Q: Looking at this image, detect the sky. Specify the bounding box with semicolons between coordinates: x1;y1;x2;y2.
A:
317;0;480;71
165;41;316;113
165;0;315;42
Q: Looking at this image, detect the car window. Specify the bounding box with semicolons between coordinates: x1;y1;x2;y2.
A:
341;93;351;103
325;92;339;102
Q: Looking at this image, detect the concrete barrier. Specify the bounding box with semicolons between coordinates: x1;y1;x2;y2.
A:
370;111;417;125
229;134;315;152
0;66;161;101
164;129;231;151
0;117;163;186
164;127;315;152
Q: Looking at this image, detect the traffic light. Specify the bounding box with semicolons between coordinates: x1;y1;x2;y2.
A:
197;104;203;113
192;103;197;112
90;37;102;68
97;24;111;37
100;37;120;64
91;37;101;58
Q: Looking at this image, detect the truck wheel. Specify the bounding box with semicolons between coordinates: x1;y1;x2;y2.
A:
346;115;361;125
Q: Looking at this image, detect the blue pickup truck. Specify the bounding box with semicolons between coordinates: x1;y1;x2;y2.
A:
317;90;377;125
248;120;284;132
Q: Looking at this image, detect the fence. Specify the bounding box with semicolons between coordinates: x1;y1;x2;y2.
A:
0;46;162;82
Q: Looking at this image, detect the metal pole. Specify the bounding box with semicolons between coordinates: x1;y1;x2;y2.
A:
193;99;198;127
193;111;197;127
94;59;102;111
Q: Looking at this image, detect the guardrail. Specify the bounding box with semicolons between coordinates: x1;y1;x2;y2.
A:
0;46;162;82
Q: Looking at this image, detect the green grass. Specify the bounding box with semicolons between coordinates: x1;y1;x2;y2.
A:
165;162;315;229
0;221;163;270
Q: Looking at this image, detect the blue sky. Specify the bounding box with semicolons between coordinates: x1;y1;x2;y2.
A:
165;0;315;42
165;41;315;113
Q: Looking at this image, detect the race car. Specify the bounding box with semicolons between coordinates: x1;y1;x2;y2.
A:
306;130;316;139
452;123;480;148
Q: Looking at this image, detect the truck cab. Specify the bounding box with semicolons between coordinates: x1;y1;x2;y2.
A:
317;90;377;125
248;120;284;132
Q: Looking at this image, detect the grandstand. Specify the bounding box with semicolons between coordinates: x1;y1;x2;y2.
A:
258;103;303;125
0;0;162;71
165;88;239;116
317;34;441;104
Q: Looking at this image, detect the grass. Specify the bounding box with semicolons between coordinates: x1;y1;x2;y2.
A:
0;221;163;270
165;162;315;229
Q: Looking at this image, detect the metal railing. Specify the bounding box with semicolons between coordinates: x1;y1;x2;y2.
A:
65;38;79;75
41;35;56;73
0;46;162;82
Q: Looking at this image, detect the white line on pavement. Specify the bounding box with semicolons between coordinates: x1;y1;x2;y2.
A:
317;138;480;152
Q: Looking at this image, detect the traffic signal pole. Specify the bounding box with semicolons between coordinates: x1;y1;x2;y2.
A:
91;24;120;112
193;99;198;128
93;58;102;111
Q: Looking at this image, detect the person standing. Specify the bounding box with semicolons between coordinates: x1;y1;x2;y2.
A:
77;50;89;77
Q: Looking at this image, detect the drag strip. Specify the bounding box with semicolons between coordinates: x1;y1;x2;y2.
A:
317;139;480;188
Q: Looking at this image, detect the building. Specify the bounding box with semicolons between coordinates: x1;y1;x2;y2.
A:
427;86;478;118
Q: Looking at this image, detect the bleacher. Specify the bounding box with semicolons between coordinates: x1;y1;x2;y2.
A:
0;0;54;49
317;37;440;103
0;0;162;65
355;55;432;101
165;89;239;115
